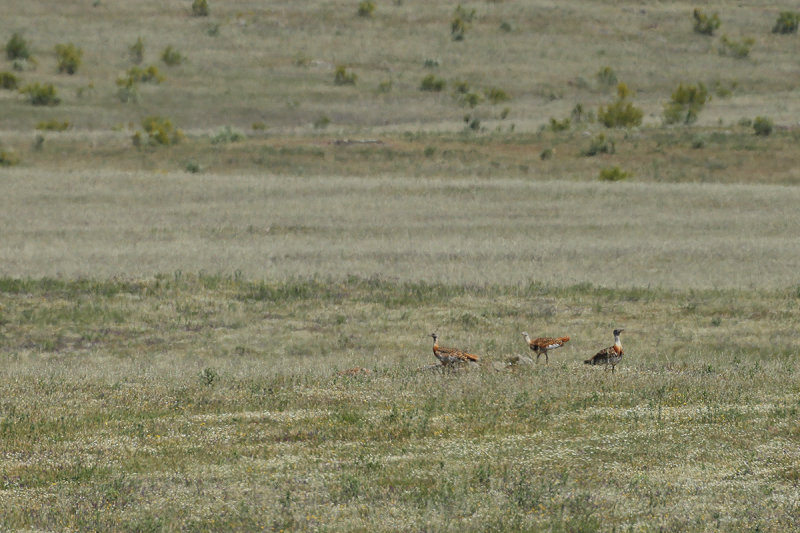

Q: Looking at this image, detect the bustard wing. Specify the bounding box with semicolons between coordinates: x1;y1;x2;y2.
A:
436;345;479;362
530;336;570;350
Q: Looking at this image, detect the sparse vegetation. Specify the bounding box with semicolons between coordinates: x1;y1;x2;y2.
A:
0;149;20;166
484;87;510;104
54;43;83;74
692;8;720;36
548;116;571;132
581;133;615;156
663;82;709;125
598;83;643;128
138;116;183;146
210;125;246;144
595;66;617;88
719;34;755;58
20;82;60;106
419;74;445;92
129;36;144;64
191;0;209;17
598;165;630;181
451;5;476;41
333;65;357;85
36;119;71;131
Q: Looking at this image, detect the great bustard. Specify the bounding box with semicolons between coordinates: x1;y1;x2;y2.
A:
430;333;479;366
584;329;624;373
521;332;570;364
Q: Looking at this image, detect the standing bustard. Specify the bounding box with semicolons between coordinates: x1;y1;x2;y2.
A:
430;333;479;366
521;332;570;364
584;329;624;373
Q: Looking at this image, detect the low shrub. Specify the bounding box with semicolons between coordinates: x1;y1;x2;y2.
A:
0;71;20;90
139;116;183;146
596;66;617;88
192;0;209;17
484;87;510;104
451;5;475;41
548;117;571;132
752;116;773;136
598;166;630;181
334;65;357;85
5;33;30;60
663;82;709;125
0;149;21;166
598;83;643;128
161;46;184;66
719;35;754;59
211;126;245;144
313;115;331;129
357;1;375;17
36;119;70;131
20;83;60;106
55;43;83;74
419;74;445;92
582;134;615;156
772;12;800;34
693;8;720;36
129;37;144;64
461;92;482;108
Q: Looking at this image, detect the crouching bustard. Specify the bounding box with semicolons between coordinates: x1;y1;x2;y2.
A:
521;332;570;364
585;329;624;373
431;333;479;367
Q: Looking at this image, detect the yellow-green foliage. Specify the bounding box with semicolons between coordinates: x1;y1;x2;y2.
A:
663;82;709;125
596;65;617;88
119;65;164;85
598;165;630;181
692;8;720;36
0;149;20;166
484;87;510;104
753;116;773;136
451;5;475;41
419;74;445;92
129;37;144;64
719;35;755;59
20;83;60;106
357;1;375;18
36;119;71;132
139;116;183;146
548;117;571;132
0;71;20;90
581;133;615;156
54;43;83;74
598;83;643;128
333;65;357;85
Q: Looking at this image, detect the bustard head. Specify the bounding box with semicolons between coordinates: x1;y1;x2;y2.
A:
613;328;624;336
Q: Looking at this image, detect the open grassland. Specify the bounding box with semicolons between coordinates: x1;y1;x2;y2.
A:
3;1;800;531
1;276;800;531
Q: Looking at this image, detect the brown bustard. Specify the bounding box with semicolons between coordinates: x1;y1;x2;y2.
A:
584;329;624;373
431;333;479;366
521;332;570;364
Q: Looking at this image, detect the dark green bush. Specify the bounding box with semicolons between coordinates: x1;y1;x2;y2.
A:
773;12;800;34
598;83;643;128
161;46;184;66
693;9;720;36
140;116;183;146
36;119;70;131
0;71;20;90
334;65;357;85
419;74;445;92
596;66;617;88
5;33;30;60
753;116;773;136
548;117;571;132
663;82;709;125
192;0;209;17
55;43;83;74
20;83;60;106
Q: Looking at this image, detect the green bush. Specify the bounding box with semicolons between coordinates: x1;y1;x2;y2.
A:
333;65;357;85
419;74;445;92
596;66;617;88
484;87;510;104
120;65;164;84
313;115;331;129
773;12;800;34
461;92;483;108
598;83;643;128
357;1;375;17
140;116;183;146
548;117;571;132
451;5;475;41
211;126;245;144
663;82;709;125
0;149;21;167
36;119;70;131
581;134;615;156
0;71;20;90
752;116;773;136
719;35;754;59
192;0;209;17
129;37;144;64
5;33;30;60
693;8;720;36
20;83;60;106
598;166;630;182
161;46;184;66
55;43;83;74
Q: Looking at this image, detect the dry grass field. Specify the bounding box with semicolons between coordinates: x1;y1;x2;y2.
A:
2;1;800;531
